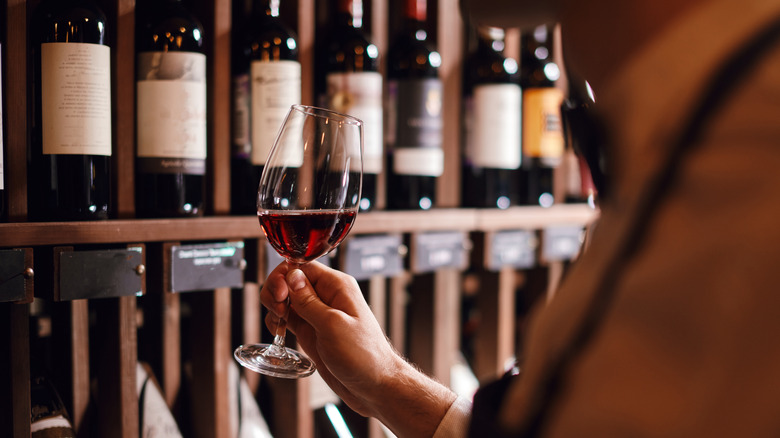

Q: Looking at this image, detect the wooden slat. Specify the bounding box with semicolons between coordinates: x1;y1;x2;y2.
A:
204;0;232;215
407;274;435;374
432;269;460;385
161;242;182;410
190;288;232;438
241;282;261;392
407;270;461;385
475;204;598;231
5;0;28;220
0;205;599;247
437;0;464;207
69;300;91;434
161;287;181;409
298;0;315;105
0;217;263;247
0;303;31;437
112;0;136;218
367;275;387;330
388;273;409;353
372;0;388;211
473;267;516;381
96;296;139;438
267;375;313;438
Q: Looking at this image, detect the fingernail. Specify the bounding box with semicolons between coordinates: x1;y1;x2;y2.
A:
287;269;306;291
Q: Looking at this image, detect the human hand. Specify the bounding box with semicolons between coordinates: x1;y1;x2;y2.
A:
260;261;406;417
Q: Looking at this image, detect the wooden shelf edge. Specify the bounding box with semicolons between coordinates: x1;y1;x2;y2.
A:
0;217;263;247
476;204;599;231
0;205;600;247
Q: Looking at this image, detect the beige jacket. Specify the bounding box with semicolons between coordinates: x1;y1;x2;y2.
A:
437;0;780;436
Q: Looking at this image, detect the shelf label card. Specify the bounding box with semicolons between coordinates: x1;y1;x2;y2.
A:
487;230;537;271
0;249;27;302
542;225;585;261
343;234;404;281
412;231;469;273
59;247;144;300
171;242;245;293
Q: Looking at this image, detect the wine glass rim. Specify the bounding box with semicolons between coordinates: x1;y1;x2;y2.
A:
291;104;364;126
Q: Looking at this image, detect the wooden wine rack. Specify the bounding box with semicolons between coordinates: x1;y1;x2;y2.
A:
0;0;597;437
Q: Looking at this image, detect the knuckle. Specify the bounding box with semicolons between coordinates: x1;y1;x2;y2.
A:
296;291;320;310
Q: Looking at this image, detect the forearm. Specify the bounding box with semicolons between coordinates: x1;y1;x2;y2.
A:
366;355;459;438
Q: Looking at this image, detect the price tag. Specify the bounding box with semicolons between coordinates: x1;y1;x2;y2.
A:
412;231;470;273
264;242;332;276
0;249;31;303
542;225;585;262
170;242;245;293
58;247;144;300
343;234;404;281
486;230;537;271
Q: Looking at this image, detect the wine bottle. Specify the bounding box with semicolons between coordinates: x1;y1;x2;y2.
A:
561;76;601;206
386;0;443;211
30;0;112;221
231;0;300;215
318;0;382;212
461;26;521;209
135;0;207;218
519;25;564;207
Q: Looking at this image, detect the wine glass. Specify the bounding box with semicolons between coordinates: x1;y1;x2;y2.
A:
234;104;363;378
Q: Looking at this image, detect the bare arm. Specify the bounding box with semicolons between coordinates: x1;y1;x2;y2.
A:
261;262;458;437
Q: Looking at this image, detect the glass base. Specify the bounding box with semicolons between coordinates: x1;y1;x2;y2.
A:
234;343;316;379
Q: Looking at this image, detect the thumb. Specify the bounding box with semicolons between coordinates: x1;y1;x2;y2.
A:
286;268;334;328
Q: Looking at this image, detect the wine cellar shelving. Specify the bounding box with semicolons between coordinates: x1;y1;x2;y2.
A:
0;0;597;437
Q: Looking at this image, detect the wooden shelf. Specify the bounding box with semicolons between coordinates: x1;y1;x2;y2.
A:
0;205;598;247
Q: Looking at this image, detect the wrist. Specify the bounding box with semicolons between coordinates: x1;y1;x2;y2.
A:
367;354;458;437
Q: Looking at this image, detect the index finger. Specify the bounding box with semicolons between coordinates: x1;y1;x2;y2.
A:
298;261;363;307
260;262;292;316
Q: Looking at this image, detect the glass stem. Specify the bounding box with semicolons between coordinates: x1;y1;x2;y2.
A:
269;261;302;356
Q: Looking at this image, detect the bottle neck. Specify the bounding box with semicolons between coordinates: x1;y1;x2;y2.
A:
403;0;426;22
338;0;363;29
522;25;553;61
477;26;505;54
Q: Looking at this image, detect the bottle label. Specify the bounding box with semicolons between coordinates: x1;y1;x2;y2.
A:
388;78;443;176
41;43;112;156
137;51;207;174
326;71;383;174
251;60;301;165
232;72;251;159
522;87;564;163
465;83;521;169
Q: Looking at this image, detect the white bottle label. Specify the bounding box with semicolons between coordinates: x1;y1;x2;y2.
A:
251;60;301;165
41;43;112;156
465;83;521;169
388;78;444;176
326;71;383;174
137;51;207;174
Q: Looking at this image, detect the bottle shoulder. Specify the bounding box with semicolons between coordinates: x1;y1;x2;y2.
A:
35;0;108;44
387;34;440;78
137;4;204;52
464;49;519;86
322;26;379;72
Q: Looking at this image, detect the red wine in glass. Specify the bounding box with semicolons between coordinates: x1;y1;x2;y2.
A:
234;104;363;379
259;209;356;264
